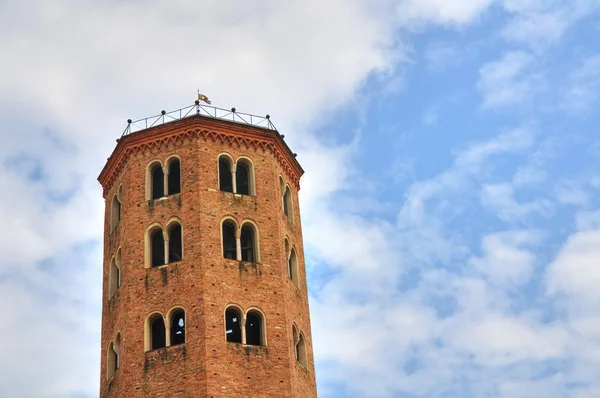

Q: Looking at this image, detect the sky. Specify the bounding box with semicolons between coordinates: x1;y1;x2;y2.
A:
1;0;600;397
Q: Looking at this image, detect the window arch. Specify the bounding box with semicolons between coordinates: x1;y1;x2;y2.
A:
235;157;255;196
218;155;234;193
168;308;186;346
240;222;259;263
109;248;121;298
107;333;120;380
167;222;183;263
288;247;299;287
149;227;165;268
296;331;307;367
222;219;237;260
225;306;243;343
283;186;293;222
167;157;181;196
146;313;166;351
147;161;165;200
245;310;264;346
110;185;121;232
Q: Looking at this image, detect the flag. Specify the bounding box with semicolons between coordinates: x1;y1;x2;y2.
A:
198;92;211;105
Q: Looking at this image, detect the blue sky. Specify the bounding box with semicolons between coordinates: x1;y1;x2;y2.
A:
1;1;600;397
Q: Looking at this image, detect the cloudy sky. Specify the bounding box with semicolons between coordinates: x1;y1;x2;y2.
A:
1;0;600;397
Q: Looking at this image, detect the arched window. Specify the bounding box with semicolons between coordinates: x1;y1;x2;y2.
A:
245;311;263;346
167;158;181;195
151;163;164;200
222;220;237;260
240;224;256;262
168;223;182;263
283;186;293;222
170;310;185;346
109;250;121;298
235;158;254;196
150;315;166;350
225;307;242;343
110;186;121;232
150;229;165;268
219;156;233;193
107;333;120;379
288;248;298;287
297;332;307;367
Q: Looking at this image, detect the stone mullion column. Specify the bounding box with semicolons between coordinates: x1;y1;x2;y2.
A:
163;165;169;197
231;163;237;194
164;232;169;265
241;316;247;345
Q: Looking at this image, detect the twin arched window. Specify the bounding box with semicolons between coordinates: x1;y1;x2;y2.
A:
218;155;255;196
222;219;259;262
107;333;121;380
292;325;307;367
147;158;181;201
146;309;186;351
147;221;183;268
109;248;121;298
225;307;265;346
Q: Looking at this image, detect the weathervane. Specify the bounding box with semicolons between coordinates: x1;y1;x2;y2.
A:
197;90;211;105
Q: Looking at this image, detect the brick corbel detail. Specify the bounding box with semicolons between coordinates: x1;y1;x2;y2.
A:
102;128;301;196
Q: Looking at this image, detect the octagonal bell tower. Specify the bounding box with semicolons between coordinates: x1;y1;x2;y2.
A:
97;101;317;397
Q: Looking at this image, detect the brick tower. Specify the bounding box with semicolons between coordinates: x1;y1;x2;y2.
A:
97;101;317;397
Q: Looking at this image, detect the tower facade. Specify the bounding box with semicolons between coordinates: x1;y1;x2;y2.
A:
97;104;317;397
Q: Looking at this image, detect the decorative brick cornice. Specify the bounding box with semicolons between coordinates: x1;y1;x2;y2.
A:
98;115;304;197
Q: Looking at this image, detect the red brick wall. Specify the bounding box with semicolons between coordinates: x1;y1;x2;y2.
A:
99;118;317;397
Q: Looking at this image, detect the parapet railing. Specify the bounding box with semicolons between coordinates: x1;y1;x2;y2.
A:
122;102;277;136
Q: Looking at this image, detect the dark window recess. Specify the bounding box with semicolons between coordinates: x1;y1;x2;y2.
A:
219;158;233;192
170;311;185;346
151;229;165;267
225;309;242;343
114;351;119;372
168;159;181;195
283;190;290;218
240;226;254;262
151;317;166;350
116;200;121;223
169;224;182;263
236;162;250;195
222;222;237;260
245;312;262;346
151;165;164;200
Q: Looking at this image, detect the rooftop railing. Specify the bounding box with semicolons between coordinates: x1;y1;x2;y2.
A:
122;101;277;136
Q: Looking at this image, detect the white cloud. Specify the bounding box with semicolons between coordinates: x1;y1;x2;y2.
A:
564;54;600;113
478;51;542;109
480;182;553;221
470;230;540;285
397;0;495;25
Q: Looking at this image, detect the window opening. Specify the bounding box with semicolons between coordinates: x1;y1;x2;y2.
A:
225;308;242;343
168;224;182;263
222;222;237;260
110;194;121;232
288;249;298;287
151;164;164;200
240;225;255;262
150;316;166;350
109;258;119;298
236;162;250;195
219;158;233;193
283;187;292;221
151;229;165;267
297;333;307;367
168;159;181;195
170;310;185;346
245;311;262;346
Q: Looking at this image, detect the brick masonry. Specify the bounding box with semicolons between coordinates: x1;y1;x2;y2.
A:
98;115;317;397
